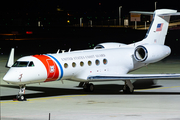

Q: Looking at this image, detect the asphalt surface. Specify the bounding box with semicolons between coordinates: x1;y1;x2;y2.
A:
0;55;180;120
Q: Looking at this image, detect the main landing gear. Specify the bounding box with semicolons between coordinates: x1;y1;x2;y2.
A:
78;82;85;87
123;80;134;94
81;80;134;94
83;83;94;92
16;85;26;101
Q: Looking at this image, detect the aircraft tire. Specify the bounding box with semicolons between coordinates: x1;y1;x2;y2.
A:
18;95;26;101
83;83;94;92
83;84;89;92
16;95;20;99
89;83;94;92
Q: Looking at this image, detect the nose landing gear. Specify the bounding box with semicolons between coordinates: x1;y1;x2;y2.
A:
16;85;26;101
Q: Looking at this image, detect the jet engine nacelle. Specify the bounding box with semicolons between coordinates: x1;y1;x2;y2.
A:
134;44;171;63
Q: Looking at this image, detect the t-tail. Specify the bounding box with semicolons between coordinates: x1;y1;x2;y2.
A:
130;9;180;45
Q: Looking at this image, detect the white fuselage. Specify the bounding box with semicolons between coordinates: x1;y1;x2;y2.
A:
3;44;171;85
3;47;136;85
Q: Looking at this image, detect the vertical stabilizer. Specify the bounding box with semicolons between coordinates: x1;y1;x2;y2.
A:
131;9;180;45
143;9;177;45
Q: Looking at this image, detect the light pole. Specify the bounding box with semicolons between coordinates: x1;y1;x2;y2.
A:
155;2;157;10
119;6;122;26
80;17;83;27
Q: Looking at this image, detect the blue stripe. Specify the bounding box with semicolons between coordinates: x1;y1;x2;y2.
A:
46;54;63;80
88;75;180;80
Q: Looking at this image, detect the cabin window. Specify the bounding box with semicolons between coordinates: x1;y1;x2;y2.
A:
95;59;100;66
72;62;76;68
103;59;108;65
80;61;84;67
64;63;68;68
12;61;29;67
88;61;92;66
28;61;35;67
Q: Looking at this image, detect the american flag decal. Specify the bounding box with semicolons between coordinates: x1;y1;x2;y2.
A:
156;23;163;31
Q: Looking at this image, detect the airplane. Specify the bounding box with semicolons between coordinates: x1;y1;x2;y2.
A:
3;9;180;101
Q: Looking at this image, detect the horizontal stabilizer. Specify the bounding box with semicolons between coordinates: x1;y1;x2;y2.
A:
130;11;154;15
158;12;180;16
130;9;180;16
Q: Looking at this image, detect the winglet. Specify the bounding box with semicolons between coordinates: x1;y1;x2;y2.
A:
6;48;14;68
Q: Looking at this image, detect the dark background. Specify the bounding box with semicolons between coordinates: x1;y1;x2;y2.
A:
0;1;179;14
0;0;180;56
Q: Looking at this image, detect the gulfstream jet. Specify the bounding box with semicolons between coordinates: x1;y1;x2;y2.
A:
3;9;180;101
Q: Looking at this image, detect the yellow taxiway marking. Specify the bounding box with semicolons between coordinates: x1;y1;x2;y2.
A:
135;86;180;91
1;86;180;104
0;95;87;104
0;101;19;104
28;95;87;101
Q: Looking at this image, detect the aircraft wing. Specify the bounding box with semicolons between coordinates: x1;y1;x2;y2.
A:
87;74;180;82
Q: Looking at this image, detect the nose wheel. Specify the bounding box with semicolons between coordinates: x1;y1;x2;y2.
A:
16;95;26;101
16;85;26;101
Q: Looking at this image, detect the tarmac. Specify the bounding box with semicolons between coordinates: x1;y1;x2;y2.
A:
0;54;180;120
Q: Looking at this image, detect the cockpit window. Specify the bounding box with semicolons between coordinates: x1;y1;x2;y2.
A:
12;61;29;67
28;61;35;67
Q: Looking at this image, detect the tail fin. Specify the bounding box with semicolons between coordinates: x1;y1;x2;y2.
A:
131;9;180;45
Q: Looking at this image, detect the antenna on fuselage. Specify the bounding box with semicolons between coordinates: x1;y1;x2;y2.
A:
68;48;71;52
56;49;60;54
61;50;65;53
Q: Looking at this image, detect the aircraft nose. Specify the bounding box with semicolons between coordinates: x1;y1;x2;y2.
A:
3;73;14;84
3;69;21;84
3;74;10;83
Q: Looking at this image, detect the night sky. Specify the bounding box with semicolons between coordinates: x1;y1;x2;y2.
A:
0;0;180;55
1;1;179;16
